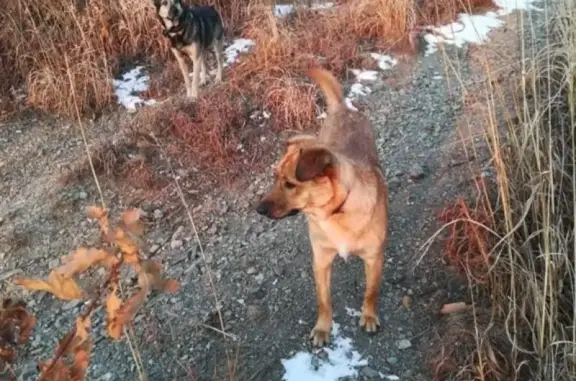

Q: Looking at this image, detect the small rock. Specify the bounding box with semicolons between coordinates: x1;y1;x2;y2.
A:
171;240;183;250
246;305;262;320
408;164;425;180
63;300;81;311
246;267;257;275
387;177;401;189
17;361;37;381
397;339;412;349
361;366;379;379
207;225;218;235
48;258;60;269
97;373;113;381
386;356;398;365
172;226;185;240
77;191;88;200
153;209;164;220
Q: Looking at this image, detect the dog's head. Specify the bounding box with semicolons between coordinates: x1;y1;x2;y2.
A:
256;135;343;220
153;0;183;20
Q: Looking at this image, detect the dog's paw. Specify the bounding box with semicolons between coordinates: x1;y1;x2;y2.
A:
310;325;331;347
199;75;209;87
186;90;198;100
359;314;380;333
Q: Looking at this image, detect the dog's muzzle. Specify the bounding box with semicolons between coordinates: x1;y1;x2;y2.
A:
256;201;299;219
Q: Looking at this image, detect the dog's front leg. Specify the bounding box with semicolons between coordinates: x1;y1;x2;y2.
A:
182;44;200;99
359;248;383;332
171;48;193;99
310;244;337;347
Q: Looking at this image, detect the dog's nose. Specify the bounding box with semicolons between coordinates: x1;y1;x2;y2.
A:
256;201;272;217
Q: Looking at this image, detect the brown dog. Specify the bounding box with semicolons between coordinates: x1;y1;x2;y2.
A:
256;68;389;346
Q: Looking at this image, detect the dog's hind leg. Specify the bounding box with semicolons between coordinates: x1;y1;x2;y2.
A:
309;244;337;347
214;38;224;83
199;53;208;87
359;248;383;333
171;47;193;99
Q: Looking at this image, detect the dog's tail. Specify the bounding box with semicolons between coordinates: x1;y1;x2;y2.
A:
307;67;344;115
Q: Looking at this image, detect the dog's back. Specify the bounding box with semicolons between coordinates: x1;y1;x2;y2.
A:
308;69;381;170
180;5;223;48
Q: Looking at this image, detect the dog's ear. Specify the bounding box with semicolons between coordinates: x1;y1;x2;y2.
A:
286;134;317;150
295;147;335;182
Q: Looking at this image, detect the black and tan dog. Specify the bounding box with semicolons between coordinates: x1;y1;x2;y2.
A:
256;68;389;347
153;0;225;99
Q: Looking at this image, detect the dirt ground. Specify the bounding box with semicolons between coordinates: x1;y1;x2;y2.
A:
0;5;543;381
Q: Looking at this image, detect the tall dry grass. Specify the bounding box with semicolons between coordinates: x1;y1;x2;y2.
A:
0;0;169;117
0;0;260;118
431;0;576;379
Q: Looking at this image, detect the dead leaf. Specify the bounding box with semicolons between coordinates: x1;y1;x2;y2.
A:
137;260;180;293
105;284;123;340
1;299;36;345
57;248;118;278
0;299;36;373
440;302;468;315
70;317;92;380
107;288;148;340
111;228;140;265
0;347;15;373
15;271;85;300
86;206;109;236
38;359;71;381
121;208;145;236
402;295;411;310
40;316;92;381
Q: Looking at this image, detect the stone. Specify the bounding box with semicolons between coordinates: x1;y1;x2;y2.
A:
397;339;412;349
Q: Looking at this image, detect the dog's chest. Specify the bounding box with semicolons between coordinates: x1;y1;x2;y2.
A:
314;219;354;260
161;17;175;30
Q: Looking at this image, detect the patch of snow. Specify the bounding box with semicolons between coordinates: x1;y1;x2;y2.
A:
423;0;541;55
344;97;359;112
350;69;379;81
350;83;371;97
345;307;362;318
274;2;335;17
281;322;366;381
370;53;398;70
112;66;156;111
224;39;255;66
281;322;399;381
312;2;334;10
274;4;294;17
342;52;397;111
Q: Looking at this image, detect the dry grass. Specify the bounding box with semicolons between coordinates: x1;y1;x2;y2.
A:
0;0;495;171
0;0;257;118
169;90;248;171
417;0;496;25
432;1;576;380
0;0;169;117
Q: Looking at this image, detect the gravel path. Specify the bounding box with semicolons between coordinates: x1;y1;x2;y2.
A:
0;4;545;380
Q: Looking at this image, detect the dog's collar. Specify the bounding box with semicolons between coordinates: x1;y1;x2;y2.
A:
331;190;348;215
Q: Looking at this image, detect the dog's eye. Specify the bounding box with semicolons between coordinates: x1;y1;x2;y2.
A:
284;181;296;189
